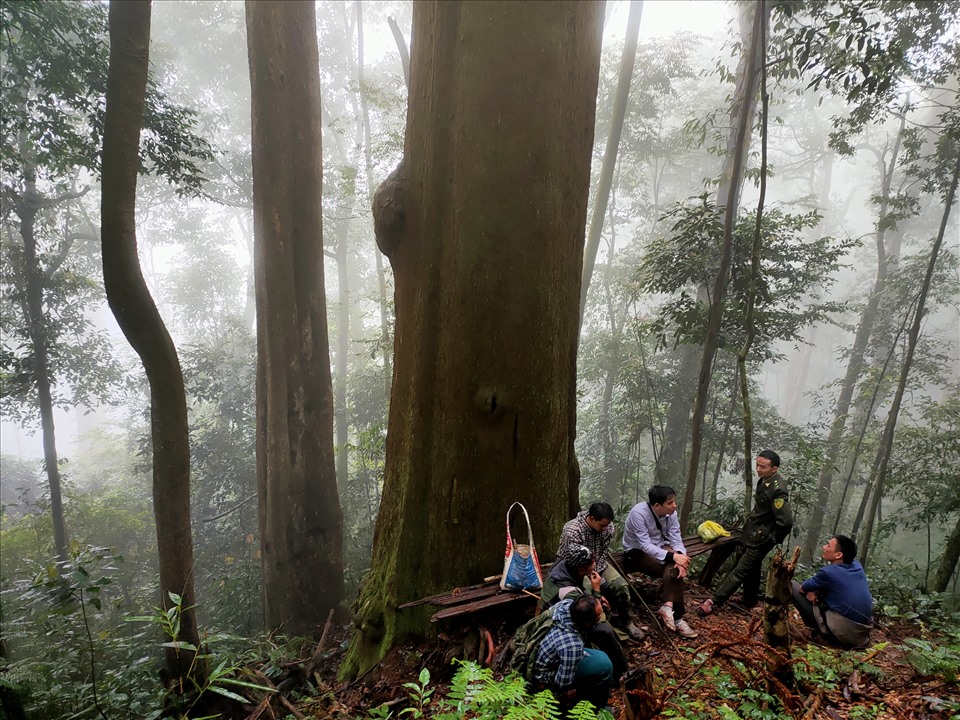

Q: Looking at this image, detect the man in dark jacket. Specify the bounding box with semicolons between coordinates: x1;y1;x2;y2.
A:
701;450;793;614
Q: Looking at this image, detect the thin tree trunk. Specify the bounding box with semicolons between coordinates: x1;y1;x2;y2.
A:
737;37;768;520
681;0;767;532
246;0;345;632
386;15;409;89
711;371;740;505
17;178;68;563
357;1;392;400
801;123;905;564
931;513;960;592
335;222;350;490
579;0;642;327
101;0;202;688
860;157;959;565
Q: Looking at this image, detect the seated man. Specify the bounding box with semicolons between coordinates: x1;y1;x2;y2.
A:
556;502;641;640
541;545;627;682
622;485;698;639
531;595;612;711
791;534;873;648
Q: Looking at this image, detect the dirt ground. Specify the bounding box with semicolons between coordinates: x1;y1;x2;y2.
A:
278;578;958;720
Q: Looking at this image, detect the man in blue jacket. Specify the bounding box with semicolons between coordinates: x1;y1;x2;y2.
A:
791;534;873;648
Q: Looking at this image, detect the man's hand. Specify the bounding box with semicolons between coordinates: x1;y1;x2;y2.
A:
673;552;691;569
589;570;602;593
676;564;688;579
600;595;611;612
806;591;816;602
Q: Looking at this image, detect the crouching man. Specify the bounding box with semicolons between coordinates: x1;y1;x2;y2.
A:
791;534;873;648
531;596;612;712
541;544;627;683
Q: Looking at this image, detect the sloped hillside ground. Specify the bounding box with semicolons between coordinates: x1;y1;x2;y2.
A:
266;577;959;720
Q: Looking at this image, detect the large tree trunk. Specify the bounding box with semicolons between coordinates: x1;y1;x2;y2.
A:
860;158;959;565
801;124;905;564
101;0;202;688
341;0;604;678
681;0;768;531
579;0;642;327
245;0;345;634
931;513;960;592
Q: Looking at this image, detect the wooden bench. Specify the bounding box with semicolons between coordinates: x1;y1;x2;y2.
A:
400;530;742;623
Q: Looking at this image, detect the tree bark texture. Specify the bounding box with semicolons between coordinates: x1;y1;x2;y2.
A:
342;0;604;678
860;157;959;565
101;0;202;687
245;0;345;634
763;546;799;649
681;0;767;532
931;512;960;592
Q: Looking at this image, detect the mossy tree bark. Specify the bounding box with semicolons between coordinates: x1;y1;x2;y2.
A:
341;0;604;678
245;0;345;634
101;0;203;688
763;546;799;650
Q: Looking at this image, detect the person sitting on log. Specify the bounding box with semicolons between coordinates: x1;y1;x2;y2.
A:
622;485;699;639
790;534;874;648
530;595;614;713
540;544;628;682
556;502;643;641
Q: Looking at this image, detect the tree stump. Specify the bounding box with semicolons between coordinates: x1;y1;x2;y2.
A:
763;546;800;648
622;665;656;720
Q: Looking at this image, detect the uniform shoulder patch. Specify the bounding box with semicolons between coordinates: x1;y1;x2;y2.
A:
773;498;785;510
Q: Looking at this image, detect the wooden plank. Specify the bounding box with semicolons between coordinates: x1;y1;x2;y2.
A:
430;591;537;622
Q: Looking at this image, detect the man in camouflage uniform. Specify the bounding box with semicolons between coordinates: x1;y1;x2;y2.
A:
700;450;793;614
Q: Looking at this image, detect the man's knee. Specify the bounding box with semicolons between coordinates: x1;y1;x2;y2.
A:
578;648;613;683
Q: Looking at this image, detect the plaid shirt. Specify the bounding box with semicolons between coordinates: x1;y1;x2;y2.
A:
557;510;614;573
532;599;585;690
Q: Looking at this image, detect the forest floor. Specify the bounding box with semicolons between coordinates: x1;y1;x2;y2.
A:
272;578;959;720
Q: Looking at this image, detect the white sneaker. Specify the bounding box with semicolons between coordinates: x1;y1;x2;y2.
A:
676;618;698;639
658;604;676;631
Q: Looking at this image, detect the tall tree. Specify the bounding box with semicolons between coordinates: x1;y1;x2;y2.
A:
245;0;345;634
100;0;203;691
342;0;604;677
579;0;642;327
859;157;959;565
680;0;768;531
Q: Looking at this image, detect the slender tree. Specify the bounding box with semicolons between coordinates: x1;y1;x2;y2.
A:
680;0;768;531
245;0;345;633
859;157;959;565
100;0;202;690
342;0;604;677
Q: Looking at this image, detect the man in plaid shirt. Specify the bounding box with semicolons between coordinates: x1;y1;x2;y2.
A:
557;502;641;640
532;596;613;710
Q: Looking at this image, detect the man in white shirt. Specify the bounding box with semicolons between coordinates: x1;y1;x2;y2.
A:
623;485;698;639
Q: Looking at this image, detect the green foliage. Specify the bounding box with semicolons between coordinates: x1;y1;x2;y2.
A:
365;660;613;720
792;643;885;691
901;630;960;682
127;591;274;717
638;196;851;358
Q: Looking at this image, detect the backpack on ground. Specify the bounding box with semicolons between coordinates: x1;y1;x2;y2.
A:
508;608;555;680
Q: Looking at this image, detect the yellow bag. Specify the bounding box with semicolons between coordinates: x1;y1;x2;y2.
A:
698;520;731;543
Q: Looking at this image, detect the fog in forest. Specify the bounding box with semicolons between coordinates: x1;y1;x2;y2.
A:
2;1;958;718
